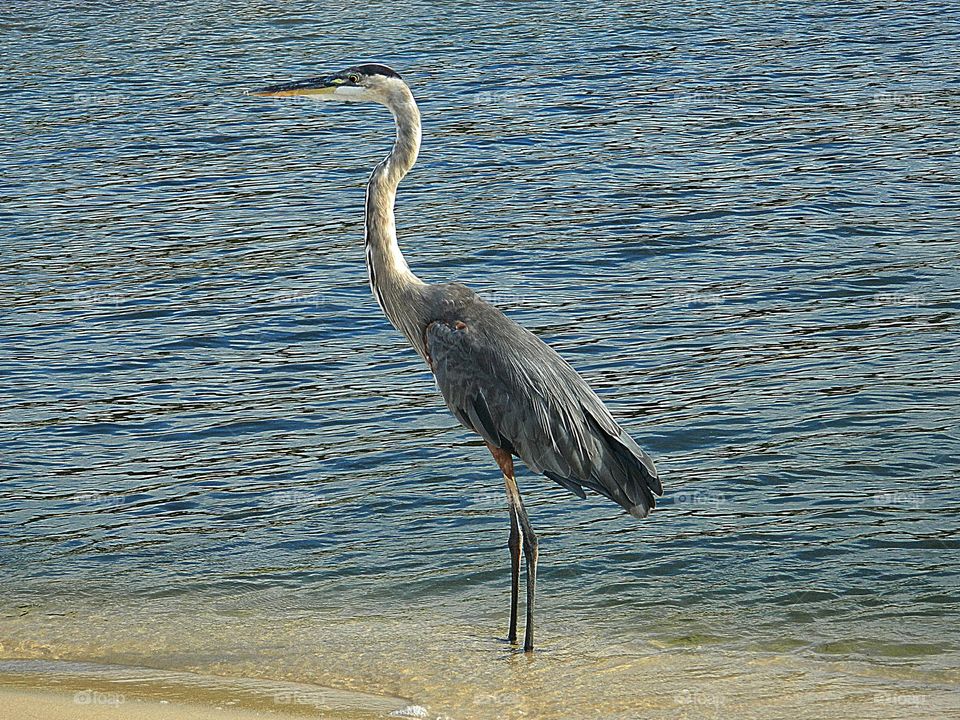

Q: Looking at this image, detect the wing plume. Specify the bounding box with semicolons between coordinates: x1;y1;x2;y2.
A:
425;299;661;519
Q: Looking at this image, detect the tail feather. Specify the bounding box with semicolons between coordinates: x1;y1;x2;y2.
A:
544;407;661;519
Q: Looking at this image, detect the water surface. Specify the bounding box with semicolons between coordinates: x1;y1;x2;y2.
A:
2;1;959;718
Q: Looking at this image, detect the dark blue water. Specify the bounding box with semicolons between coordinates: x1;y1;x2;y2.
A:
2;2;959;718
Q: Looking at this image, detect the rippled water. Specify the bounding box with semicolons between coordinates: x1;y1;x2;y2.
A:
3;1;960;718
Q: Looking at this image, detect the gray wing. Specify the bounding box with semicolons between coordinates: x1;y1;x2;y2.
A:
425;304;662;519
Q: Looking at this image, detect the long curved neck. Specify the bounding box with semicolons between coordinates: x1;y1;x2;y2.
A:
365;86;425;326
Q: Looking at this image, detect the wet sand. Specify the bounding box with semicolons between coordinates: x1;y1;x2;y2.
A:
0;687;300;720
0;660;412;720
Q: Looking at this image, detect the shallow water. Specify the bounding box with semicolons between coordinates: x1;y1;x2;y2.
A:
3;1;960;718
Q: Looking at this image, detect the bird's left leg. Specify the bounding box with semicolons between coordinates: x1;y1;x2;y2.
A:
488;442;539;652
487;443;522;646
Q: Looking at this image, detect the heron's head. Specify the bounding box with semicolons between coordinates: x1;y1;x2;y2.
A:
250;63;406;105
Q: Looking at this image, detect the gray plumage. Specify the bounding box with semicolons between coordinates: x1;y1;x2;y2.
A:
252;63;662;652
422;283;661;519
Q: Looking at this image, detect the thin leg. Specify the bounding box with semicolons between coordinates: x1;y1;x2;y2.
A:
516;489;538;652
505;475;538;653
487;443;538;652
507;502;521;644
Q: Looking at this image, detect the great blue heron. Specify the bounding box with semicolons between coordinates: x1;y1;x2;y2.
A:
252;64;662;652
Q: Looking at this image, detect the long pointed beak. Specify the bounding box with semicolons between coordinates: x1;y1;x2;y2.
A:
249;76;338;98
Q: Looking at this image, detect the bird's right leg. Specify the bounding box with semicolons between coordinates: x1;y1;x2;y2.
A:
507;498;521;644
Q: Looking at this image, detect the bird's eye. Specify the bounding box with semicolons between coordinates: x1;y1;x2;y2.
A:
348;73;361;84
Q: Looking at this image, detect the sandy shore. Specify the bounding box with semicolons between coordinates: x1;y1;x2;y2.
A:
0;659;413;720
0;687;305;720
